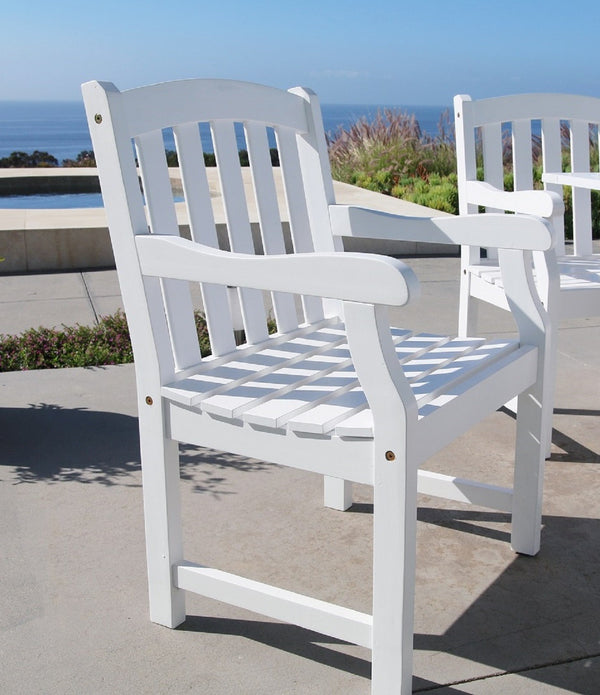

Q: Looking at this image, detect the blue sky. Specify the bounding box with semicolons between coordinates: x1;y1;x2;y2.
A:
3;0;600;106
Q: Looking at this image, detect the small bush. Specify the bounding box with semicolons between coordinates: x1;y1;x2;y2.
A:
0;310;133;371
0;310;277;372
392;173;459;215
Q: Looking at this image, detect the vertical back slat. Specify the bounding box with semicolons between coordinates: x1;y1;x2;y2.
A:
482;122;504;207
570;120;593;256
481;122;503;260
135;131;201;370
453;95;481;268
245;122;299;333
173;122;236;356
211;120;268;344
512;120;533;191
541;118;565;255
276;127;324;324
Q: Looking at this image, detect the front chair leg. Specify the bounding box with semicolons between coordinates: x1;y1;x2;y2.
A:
139;417;186;628
511;388;545;556
371;447;418;694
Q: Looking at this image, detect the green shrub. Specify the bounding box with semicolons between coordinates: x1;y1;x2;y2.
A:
0;310;277;372
392;173;459;215
0;310;133;371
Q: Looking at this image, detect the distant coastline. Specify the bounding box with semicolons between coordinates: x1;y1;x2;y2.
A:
0;101;450;162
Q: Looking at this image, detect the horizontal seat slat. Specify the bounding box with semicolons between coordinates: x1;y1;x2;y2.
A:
163;324;347;406
201;350;356;419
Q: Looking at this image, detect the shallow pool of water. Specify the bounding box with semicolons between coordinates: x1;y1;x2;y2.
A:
0;192;185;209
0;192;105;209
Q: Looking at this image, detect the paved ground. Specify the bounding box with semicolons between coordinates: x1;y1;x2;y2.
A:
1;259;599;694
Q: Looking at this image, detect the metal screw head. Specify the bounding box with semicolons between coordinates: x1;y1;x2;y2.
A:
385;450;396;461
145;396;153;406
94;113;103;124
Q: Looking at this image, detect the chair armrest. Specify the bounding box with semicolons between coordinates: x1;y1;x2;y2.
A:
135;235;420;307
464;180;564;218
330;205;555;251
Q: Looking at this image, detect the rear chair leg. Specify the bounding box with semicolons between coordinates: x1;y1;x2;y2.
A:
324;476;353;511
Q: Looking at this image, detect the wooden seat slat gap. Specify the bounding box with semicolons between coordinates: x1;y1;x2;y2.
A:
333;340;525;439
278;334;456;433
287;337;499;435
163;327;350;407
200;331;418;418
407;339;520;406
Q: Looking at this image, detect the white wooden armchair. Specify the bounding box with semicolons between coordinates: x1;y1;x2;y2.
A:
454;93;600;331
454;93;600;456
83;78;556;694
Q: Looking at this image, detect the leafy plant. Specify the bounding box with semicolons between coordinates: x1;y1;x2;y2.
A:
0;310;278;372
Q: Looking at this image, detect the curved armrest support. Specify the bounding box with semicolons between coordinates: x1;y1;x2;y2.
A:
465;181;564;218
330;205;555;251
135;235;420;307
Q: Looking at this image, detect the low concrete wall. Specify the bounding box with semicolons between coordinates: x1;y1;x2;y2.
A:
0;168;456;274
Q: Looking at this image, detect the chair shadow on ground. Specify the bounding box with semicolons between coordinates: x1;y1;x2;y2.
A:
3;403;598;692
179;510;600;693
0;403;269;488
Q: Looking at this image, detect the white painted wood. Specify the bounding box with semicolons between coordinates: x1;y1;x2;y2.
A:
211;120;268;345
85;77;556;694
173;121;236;357
135;234;418;306
569;120;594;256
540;117;566;255
512;120;534;192
330;205;554;250
135;131;201;371
275;126;325;324
176;562;372;648
244;121;299;333
482;121;504;214
323;477;354;511
417;470;513;511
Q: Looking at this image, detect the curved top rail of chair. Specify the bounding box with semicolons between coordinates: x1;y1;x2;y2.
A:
82;79;310;140
455;92;600;124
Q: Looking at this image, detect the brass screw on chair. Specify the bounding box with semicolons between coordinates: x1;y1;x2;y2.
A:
145;396;153;406
385;450;396;461
94;113;103;124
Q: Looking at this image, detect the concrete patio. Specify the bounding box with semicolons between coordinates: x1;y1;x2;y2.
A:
1;254;599;694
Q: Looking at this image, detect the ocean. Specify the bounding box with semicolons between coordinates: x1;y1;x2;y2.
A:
0;101;450;163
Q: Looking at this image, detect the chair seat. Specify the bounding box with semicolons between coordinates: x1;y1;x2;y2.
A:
163;317;532;439
470;255;600;292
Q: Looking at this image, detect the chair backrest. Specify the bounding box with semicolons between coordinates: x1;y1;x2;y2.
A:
82;79;342;384
454;93;600;257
